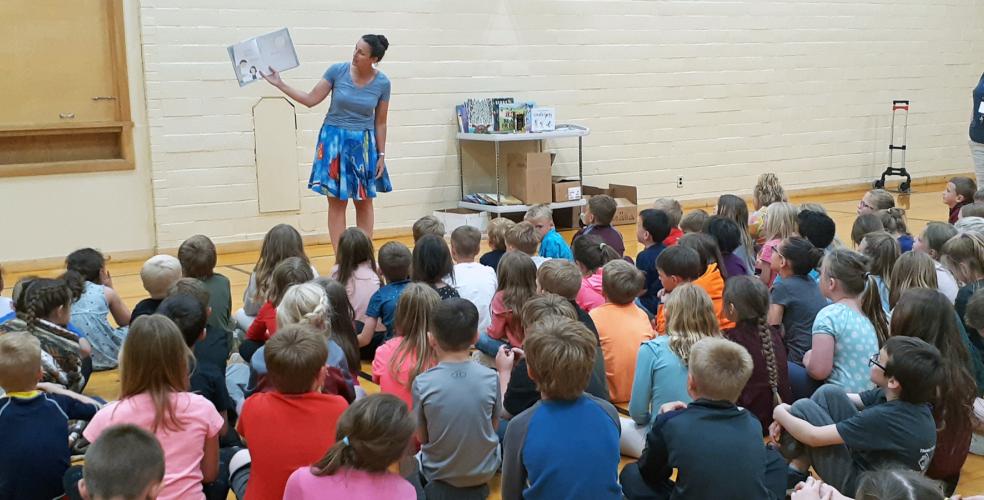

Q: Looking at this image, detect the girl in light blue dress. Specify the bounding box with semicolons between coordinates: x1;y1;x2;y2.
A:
66;248;131;370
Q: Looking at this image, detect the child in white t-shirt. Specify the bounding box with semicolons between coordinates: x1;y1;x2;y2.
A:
450;226;497;335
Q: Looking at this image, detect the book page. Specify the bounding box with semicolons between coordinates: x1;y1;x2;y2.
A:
256;28;299;73
229;39;266;86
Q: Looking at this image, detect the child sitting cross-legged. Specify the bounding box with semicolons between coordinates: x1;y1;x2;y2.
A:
371;283;441;409
0;332;101;500
178;235;233;335
450;225;497;335
501;317;623;500
330;227;383;348
66;247;131;370
413;298;500;498
132;254;182;320
572;234;621;312
242;257;315;360
360;241;413;347
620;337;786;500
506;221;550;268
524;203;573;260
636;208;672;314
283;394;418;499
476;251;538;357
573;195;625;257
480;217;515;271
77;424;166;500
774;336;942;495
590;259;655;404
412;235;460;300
232;324;350;500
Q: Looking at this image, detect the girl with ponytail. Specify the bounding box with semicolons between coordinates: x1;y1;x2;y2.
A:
572;234;620;312
805;250;884;393
284;393;416;499
941;231;984;332
723;276;791;434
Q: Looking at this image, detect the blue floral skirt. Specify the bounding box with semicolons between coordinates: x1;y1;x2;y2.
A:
309;123;392;200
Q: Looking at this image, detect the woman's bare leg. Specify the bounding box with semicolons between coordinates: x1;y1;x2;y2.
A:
327;197;349;251
354;198;375;239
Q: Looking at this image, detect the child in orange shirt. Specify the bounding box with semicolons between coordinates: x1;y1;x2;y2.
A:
679;233;736;331
589;260;656;403
653;246;705;334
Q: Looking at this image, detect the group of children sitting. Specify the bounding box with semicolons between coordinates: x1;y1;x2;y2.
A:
6;173;984;499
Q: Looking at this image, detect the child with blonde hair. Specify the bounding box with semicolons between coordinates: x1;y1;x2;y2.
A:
480;217;515;271
525;203;573;260
749;173;787;245
66;248;130;370
757;201;798;286
857;188;895;215
679;209;708;234
653;198;684;246
859;231;900;315
888;252;938;309
943;232;984;331
132;255;183;320
915;221;960;303
284;394;417;499
412;215;445;242
84;315;223;500
371;283;441;409
623;283;720;458
477;251;538;357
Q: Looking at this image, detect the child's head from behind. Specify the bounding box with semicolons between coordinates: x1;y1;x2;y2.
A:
703;216;742;256
761;201;798;241
850;214;885;247
777;237;824;277
715;195;749;230
265;324;328;394
858;189;895;215
378;241;412;283
887;252;937;309
411;234;454;284
965;288;984;333
255;224;309;298
723;275;769;323
450;225;482;262
177;235;217;279
277;282;330;331
486;217;516;251
18;273;83;326
336;227;377;285
915;221;958;260
678;233;725;277
412;215;445;242
687;337;753;402
120;315;191;431
269;256;315;305
140;255;182;299
585;195;617;226
679;209;708;234
497;251;537;295
572;234;619;275
853;469;944;500
66;247;106;284
310;393;416;477
638;208;671;247
796;210;836;250
941;232;984;284
521;293;577;329
524;317;597;400
79;424;165;500
945;176;977;208
428;298;478;352
167;277;210;309
820;249;870;298
878;207;909;236
664;283;719;353
0;332;41;392
656;245;704;293
156;294;207;348
601;259;644;306
859;231;900;279
752;173;786;210
524;204;555;238
505;221;540;255
311;278;360;370
875;336;943;404
395;283;442;339
652;198;683;228
961;202;984;220
536;259;583;299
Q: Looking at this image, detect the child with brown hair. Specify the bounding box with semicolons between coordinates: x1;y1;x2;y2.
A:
480;217;515;271
132;255;183;320
66;248;131;370
723;275;791;434
236;224;316;331
572;234;621;312
945;176;978;223
330;227;382;329
636;209;672;313
652;198;684;246
878;207;914;252
850;213;885;247
360;241;412;345
371;283;441;408
525;203;573;260
234;324;350;499
590;259;655;404
501;317;622;500
573;194;625;257
506;221;548;267
78;424;166;500
412;215;445;242
887;252;938;309
859;231;900;315
243;257;315;359
716;194;757;269
283;394;417;499
477;251;538;357
943;232;984;332
857;188;895;215
679;233;736;331
450;226;497;335
177;235;233;334
84;315;223;500
679;209;708;234
914;221;960;303
412;234;460;299
652;245;705;334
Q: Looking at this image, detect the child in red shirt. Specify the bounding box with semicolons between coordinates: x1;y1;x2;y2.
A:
242;257;315;360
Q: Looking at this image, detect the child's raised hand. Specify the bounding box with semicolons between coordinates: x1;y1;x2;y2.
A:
100;267;114;289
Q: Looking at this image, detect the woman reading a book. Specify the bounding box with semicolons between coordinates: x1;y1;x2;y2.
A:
264;34;391;250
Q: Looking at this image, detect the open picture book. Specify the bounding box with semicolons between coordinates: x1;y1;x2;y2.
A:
228;28;299;87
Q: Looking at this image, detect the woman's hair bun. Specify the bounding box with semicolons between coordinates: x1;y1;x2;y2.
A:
377;34;389;50
361;34;389;60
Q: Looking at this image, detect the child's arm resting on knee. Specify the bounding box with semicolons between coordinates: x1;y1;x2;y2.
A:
773;404;843;447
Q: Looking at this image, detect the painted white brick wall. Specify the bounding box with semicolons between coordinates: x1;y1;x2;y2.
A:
138;0;984;248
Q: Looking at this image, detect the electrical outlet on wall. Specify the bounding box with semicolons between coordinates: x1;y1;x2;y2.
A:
677;176;684;189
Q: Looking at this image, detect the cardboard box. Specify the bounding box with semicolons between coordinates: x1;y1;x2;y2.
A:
432;208;490;236
552;176;582;202
581;184;638;226
507;152;552;205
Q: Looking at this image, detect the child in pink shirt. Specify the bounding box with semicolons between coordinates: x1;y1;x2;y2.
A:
84;316;223;500
573;235;620;312
284;394;417;500
372;283;440;409
330;228;382;325
477;252;537;356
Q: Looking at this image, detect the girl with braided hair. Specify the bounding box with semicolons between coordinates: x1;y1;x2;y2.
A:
723;275;792;435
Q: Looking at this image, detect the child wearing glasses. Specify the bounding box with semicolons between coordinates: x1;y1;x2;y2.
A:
770;336;942;496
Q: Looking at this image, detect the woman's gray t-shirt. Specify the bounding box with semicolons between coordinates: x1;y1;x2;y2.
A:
322;62;391;131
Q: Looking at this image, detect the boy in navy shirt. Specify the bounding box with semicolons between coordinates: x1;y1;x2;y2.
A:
360;241;412;344
620;337;786;499
502;316;622;500
636;208;671;314
572;195;625;258
0;331;101;500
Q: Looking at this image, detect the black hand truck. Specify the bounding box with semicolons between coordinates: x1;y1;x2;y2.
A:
873;100;912;193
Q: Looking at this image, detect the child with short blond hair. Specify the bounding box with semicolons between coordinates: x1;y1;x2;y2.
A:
652;198;684;246
573;195;626;257
524;204;573;260
621;337;785;499
481;217;515;271
450;225;497;334
412;215;445;242
590;260;655;404
680;209;708;234
502;317;622;500
506;221;550;267
132;255;183;320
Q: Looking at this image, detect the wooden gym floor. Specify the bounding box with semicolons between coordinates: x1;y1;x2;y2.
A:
5;181;984;497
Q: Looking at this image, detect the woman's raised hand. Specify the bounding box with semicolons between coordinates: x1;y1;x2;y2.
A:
262;66;283;87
